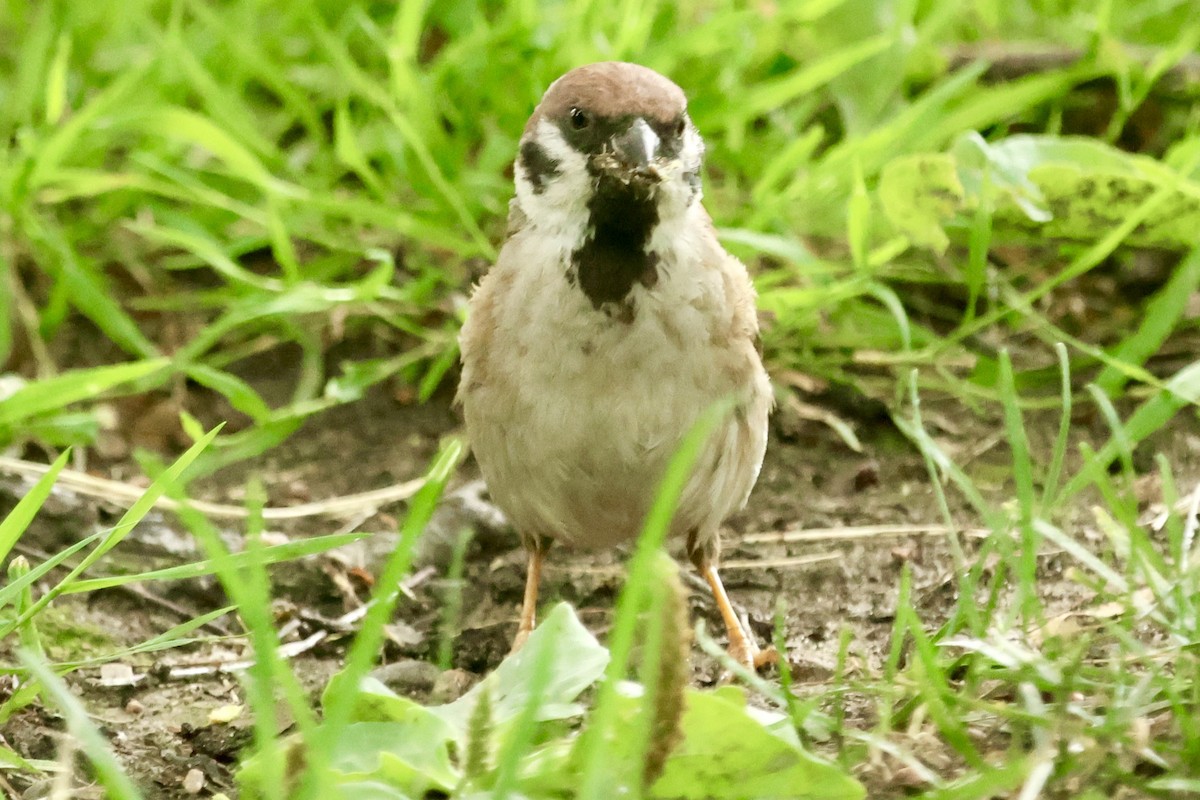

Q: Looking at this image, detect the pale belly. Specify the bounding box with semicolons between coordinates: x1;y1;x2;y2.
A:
463;293;765;549
474;376;708;548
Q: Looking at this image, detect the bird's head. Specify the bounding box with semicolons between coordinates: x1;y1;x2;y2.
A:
513;62;705;236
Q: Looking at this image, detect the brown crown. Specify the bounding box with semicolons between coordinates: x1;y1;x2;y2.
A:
523;62;687;138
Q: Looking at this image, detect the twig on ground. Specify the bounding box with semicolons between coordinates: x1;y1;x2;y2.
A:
331;565;438;628
0;764;22;797
0;455;425;520
722;553;840;570
165;629;327;680
736;523;992;545
1181;482;1200;569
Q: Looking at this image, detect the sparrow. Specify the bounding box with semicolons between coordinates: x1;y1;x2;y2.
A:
457;61;773;670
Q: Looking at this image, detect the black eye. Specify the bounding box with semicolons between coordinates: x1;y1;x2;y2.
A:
674;117;686;137
569;107;589;130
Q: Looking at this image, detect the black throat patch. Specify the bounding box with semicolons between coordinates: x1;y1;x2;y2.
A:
572;175;660;314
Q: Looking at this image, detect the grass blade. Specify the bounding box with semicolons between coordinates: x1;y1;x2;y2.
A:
1094;247;1200;396
0;450;68;563
63;531;368;594
18;651;145;800
0;360;169;427
3;426;221;635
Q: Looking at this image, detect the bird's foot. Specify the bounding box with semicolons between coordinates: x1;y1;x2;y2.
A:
727;633;779;673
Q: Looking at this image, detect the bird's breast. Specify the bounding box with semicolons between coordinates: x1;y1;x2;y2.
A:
462;227;762;549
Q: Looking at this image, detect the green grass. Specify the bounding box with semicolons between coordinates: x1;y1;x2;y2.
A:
2;0;1200;797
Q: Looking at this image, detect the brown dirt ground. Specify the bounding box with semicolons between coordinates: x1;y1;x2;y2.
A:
2;356;1199;798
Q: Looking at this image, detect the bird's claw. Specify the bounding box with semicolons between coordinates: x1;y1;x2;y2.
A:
727;635;779;673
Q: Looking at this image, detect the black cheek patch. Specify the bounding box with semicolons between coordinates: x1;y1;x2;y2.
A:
519;139;561;194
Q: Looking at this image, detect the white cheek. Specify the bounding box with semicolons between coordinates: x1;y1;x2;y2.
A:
648;201;707;275
656;126;705;219
681;126;705;181
515;120;592;248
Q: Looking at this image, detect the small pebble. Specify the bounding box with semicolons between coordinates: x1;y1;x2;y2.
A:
125;699;145;715
208;703;243;724
852;460;880;492
98;663;143;687
370;659;441;696
431;668;477;704
182;768;205;794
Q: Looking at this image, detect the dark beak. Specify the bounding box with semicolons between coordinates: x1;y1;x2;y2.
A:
610;118;660;179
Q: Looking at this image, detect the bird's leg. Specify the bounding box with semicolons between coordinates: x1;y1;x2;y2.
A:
510;540;545;654
688;534;777;671
698;560;778;670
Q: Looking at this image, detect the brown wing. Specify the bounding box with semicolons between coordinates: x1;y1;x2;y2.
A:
456;245;517;411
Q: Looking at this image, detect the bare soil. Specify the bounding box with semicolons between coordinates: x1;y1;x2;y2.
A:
3;356;1198;799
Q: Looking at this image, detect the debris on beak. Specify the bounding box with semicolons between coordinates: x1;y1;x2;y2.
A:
598;118;662;185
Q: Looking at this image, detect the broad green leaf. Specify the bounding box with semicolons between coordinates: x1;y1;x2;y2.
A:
329;722;458;793
333;677;454;728
651;688;865;799
272;683;458;796
330;782;415;800
878;154;963;252
952;132;1051;222
880;133;1200;251
431;602;610;732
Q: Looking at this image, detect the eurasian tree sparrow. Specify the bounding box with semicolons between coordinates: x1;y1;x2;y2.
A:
457;62;773;670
